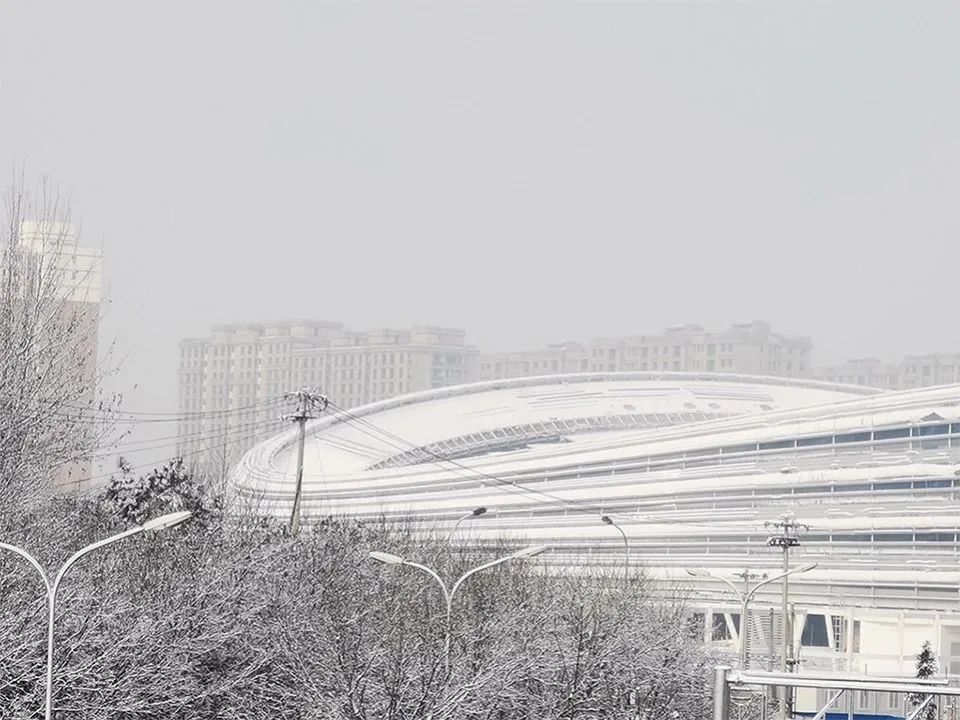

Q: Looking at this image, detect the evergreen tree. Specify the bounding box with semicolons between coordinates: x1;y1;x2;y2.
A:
909;640;938;720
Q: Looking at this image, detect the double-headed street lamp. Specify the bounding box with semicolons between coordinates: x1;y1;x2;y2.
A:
0;511;193;720
370;544;549;674
686;562;817;669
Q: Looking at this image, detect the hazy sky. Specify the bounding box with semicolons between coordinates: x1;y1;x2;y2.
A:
2;2;959;428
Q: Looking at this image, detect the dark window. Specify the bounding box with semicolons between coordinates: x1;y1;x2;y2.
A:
874;427;910;440
722;444;757;455
836;432;871;444
919;424;950;436
797;435;831;447
801;614;829;647
835;483;872;493
712;613;731;641
760;439;795;451
873;533;914;542
916;533;956;542
874;481;912;491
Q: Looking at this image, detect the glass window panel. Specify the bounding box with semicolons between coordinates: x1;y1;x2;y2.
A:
836;432;871;444
797;435;832;447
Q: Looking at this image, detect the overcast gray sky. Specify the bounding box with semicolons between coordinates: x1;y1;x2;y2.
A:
2;2;959;428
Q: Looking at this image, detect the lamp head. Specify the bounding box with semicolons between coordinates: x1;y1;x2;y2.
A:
472;506;487;517
142;511;192;532
369;551;404;565
685;568;708;578
799;562;818;573
601;515;613;525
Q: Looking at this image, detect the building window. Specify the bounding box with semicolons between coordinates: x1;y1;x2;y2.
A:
711;613;731;642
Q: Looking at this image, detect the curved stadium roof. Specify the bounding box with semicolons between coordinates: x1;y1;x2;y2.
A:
233;372;960;677
233;372;878;497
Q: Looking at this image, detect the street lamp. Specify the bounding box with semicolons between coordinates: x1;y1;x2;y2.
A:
0;511;193;720
370;543;549;674
686;562;818;668
444;506;487;545
601;515;630;582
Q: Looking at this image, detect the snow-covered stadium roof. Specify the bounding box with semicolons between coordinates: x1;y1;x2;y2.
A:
235;372;876;481
232;374;960;612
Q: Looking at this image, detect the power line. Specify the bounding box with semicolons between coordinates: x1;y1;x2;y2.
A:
100;407;289;452
54;398;285;425
88;416;287;460
74;416;288;486
323;401;609;516
322;401;725;531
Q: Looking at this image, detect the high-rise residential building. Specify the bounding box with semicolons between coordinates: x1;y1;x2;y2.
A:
478;321;812;381
18;222;102;492
810;353;960;390
177;322;478;461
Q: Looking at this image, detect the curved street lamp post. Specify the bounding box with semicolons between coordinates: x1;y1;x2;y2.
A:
0;511;193;720
444;506;487;546
601;515;630;583
686;562;818;668
370;544;549;675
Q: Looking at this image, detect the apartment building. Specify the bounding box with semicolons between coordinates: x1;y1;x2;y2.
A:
476;342;591;380
810;353;960;390
177;322;478;459
479;321;812;381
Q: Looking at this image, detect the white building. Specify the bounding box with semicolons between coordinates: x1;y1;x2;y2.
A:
233;373;960;718
479;321;812;381
177;322;477;461
19;221;102;304
18;221;102;492
811;354;960;391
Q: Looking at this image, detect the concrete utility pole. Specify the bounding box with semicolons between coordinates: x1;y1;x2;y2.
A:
765;512;809;719
284;388;328;534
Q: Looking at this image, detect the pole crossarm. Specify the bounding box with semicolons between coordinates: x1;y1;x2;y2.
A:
731;671;960;695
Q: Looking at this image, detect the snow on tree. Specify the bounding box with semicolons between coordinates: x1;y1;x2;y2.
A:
0;174;121;508
910;640;938;720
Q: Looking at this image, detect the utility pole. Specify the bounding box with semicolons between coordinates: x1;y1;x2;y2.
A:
765;512;808;719
283;388;328;534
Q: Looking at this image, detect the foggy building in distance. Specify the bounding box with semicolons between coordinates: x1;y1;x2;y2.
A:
19;221;102;493
479;321;812;381
810;354;960;390
177;321;478;462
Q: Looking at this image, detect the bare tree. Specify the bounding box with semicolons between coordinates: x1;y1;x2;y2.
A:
0;173;121;508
